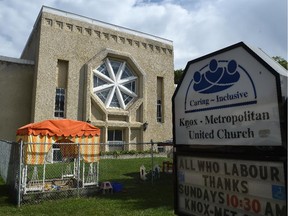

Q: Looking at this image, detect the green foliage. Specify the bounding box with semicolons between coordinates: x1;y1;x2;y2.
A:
273;56;288;70
100;150;156;156
174;69;184;84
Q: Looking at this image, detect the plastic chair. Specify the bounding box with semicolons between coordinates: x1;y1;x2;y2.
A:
100;181;113;194
153;164;161;179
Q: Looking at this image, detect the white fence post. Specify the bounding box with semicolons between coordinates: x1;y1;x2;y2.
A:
17;140;23;207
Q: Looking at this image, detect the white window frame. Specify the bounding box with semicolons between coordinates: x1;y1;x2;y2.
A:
157;99;163;123
93;58;138;109
54;88;65;118
52;144;62;163
108;129;124;151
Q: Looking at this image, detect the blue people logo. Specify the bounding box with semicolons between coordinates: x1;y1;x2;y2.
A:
193;59;240;94
185;59;257;113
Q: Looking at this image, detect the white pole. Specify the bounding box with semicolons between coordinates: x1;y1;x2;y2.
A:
96;162;99;187
77;143;80;196
17;140;23;207
82;160;85;187
43;163;46;191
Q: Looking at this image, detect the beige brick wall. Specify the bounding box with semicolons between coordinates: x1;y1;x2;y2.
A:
21;8;174;144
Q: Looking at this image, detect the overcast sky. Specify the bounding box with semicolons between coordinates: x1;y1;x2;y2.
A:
0;0;287;69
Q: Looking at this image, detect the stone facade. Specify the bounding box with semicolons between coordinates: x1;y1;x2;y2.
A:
1;6;174;148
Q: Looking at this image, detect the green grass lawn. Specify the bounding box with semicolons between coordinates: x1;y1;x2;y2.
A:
0;157;175;216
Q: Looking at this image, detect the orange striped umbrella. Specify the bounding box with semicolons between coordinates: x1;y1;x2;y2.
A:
16;119;101;164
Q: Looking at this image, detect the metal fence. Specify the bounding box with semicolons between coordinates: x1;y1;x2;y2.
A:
1;140;173;206
0;140;19;186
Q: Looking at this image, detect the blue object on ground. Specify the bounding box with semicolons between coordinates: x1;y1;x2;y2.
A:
111;182;123;192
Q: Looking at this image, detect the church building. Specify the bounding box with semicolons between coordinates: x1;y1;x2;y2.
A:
0;6;174;151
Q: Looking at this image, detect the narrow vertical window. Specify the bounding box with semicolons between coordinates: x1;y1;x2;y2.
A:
157;77;163;123
55;60;68;118
157;99;162;122
55;88;65;117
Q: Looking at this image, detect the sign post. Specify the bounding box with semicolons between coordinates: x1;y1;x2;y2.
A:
172;42;287;216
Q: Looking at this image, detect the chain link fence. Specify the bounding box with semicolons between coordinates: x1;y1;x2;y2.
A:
4;140;173;206
0;140;19;186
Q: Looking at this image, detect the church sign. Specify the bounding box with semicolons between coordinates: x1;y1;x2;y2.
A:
176;155;286;216
172;42;287;216
173;42;284;146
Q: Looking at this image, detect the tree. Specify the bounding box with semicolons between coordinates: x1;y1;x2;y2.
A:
174;69;184;84
273;56;288;70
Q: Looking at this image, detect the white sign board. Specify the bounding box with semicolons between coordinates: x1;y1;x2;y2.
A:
177;156;286;216
173;44;283;146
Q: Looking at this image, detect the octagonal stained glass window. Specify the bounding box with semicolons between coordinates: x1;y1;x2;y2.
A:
93;58;138;109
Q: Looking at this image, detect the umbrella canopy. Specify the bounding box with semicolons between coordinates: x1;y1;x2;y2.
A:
16;119;100;137
16;119;101;164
